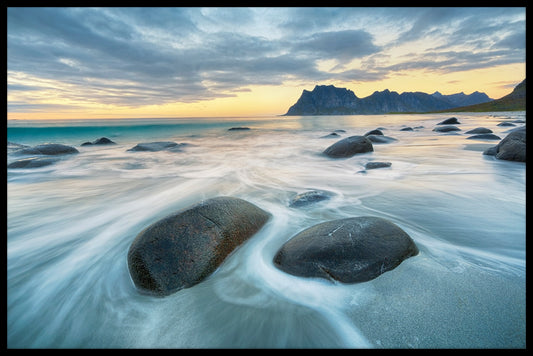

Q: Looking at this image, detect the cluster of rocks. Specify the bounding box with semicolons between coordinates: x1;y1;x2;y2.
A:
7;143;79;169
127;196;419;297
7;137;194;169
483;126;526;162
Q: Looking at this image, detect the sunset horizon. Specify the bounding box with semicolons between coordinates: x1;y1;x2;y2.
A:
7;7;525;121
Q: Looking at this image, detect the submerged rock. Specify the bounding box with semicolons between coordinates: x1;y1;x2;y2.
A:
483;126;526;162
127;196;271;296
400;127;414;131
228;127;251;131
323;135;373;158
321;132;340;138
497;122;516;127
127;141;187;152
437;117;461;125
273;216;419;283
14;143;79;155
466;134;501;140
365;161;392;169
8;157;60;169
7;141;30;153
366;135;397;144
432;125;461;133
289;190;334;208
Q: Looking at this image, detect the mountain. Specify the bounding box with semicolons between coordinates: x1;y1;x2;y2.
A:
431;91;493;108
283;84;494;115
436;79;525;112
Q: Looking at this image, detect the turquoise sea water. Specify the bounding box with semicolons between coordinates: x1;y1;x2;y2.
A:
7;112;526;348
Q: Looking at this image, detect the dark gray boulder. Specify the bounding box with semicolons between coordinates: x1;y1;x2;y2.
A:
127;196;271;296
81;137;116;146
14;143;79;155
466;134;501;140
437;117;461;125
483;126;526;162
433;125;461;133
8;157;60;169
289;190;334;208
127;141;186;152
323;136;373;158
273;216;419;283
497;122;516;127
228;127;251;131
465;127;493;134
400;127;414;131
365;161;392;169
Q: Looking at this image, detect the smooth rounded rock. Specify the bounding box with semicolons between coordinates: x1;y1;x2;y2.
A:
273;216;419;283
127;196;271;296
323;135;373;158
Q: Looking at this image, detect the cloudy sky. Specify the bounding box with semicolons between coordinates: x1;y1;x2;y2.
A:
7;7;526;120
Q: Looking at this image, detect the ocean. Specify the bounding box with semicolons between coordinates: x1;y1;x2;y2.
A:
7;112;526;348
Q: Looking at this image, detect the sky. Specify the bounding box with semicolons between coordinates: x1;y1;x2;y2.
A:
7;7;526;120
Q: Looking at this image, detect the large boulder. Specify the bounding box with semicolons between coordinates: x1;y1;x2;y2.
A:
14;143;79;155
273;216;419;283
127;196;271;296
323;135;373;158
483;126;526;162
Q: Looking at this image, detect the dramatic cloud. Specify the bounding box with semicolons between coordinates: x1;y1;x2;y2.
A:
7;7;526;112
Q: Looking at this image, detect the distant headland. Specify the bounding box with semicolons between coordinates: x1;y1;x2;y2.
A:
283;79;525;115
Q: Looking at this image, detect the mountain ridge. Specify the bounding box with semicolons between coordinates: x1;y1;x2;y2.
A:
432;79;525;112
283;84;498;115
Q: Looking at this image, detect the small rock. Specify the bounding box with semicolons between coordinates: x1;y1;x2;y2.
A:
364;129;384;136
8;157;60;169
289;190;334;208
365;161;392;169
81;137;116;146
127;141;186;152
366;135;397;144
321;132;340;138
466;134;501;140
228;127;251;131
464;127;493;134
437;117;461;125
14;143;79;155
433;125;461;133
